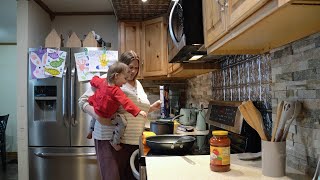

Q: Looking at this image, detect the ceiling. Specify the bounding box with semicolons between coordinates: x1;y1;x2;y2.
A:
111;0;171;21
38;0;171;21
41;0;114;12
0;0;172;43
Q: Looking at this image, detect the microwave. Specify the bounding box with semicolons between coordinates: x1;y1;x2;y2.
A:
168;0;205;63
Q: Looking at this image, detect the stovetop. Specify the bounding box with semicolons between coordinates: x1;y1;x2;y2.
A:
139;135;210;166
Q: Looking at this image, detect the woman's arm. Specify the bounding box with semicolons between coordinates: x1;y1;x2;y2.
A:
83;105;112;126
149;100;161;113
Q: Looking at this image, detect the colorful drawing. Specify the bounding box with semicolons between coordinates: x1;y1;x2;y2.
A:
44;48;67;77
29;48;51;79
88;50;118;72
74;52;99;82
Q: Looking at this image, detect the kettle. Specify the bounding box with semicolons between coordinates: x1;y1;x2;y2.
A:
179;108;197;126
195;108;206;131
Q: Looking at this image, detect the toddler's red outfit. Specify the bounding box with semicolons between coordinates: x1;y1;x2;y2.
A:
88;76;141;118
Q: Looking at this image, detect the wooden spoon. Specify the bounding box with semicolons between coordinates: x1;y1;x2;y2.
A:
238;102;267;141
243;101;268;141
271;101;284;142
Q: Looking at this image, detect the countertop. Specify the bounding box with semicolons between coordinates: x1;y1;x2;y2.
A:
145;154;310;180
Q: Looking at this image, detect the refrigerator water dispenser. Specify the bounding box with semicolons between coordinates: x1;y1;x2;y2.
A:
33;86;57;122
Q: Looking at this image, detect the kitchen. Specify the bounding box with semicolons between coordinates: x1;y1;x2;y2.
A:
0;0;318;179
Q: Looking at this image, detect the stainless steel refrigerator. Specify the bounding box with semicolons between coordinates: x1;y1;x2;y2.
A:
28;47;103;180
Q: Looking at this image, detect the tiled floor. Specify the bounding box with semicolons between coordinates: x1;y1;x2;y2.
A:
0;158;18;180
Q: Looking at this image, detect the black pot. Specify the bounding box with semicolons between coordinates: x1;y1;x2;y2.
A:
150;120;174;135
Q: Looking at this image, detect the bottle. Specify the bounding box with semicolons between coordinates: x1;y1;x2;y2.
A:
210;130;231;172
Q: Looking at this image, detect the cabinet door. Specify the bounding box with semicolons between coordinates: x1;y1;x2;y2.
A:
118;22;143;78
228;0;268;29
141;17;168;77
202;0;227;47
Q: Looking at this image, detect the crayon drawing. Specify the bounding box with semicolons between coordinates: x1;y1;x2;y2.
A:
44;48;67;78
88;50;118;72
74;52;99;82
29;48;51;79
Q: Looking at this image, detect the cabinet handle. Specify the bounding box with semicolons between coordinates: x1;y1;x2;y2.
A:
216;0;228;11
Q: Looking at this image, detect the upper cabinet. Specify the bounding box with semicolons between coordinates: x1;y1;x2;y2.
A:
202;0;227;48
119;22;143;78
119;17;168;79
203;0;320;55
119;22;141;55
227;0;268;29
141;17;168;77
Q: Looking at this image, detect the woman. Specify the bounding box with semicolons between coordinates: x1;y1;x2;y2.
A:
78;50;161;180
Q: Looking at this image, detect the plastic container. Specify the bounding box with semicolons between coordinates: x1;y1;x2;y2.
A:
210;130;231;172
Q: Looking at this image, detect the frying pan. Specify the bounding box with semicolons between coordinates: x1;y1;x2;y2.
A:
146;135;196;155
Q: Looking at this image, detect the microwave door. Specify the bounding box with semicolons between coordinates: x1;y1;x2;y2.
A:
70;48;97;147
169;0;185;48
28;48;71;147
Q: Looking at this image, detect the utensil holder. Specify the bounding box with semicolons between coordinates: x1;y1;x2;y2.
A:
261;140;286;177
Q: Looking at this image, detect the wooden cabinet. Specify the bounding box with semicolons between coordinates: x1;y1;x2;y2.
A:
167;63;220;78
118;22;143;78
141;17;168;77
119;17;168;79
119;22;141;55
202;0;227;48
203;0;320;55
227;0;268;29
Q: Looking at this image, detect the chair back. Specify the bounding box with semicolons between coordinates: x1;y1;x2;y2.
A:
0;114;9;135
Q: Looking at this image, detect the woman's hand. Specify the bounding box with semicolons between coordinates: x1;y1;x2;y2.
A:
149;100;161;113
84;105;112;125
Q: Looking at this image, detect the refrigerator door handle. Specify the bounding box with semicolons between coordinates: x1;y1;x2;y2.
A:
34;152;96;157
62;66;69;127
71;67;78;126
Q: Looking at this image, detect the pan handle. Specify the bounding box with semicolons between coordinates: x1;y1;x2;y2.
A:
171;114;184;122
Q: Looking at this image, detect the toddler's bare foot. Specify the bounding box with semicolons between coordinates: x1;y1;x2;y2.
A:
110;142;122;151
87;132;92;139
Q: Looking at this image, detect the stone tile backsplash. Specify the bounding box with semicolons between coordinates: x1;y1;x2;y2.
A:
187;54;273;137
270;32;320;175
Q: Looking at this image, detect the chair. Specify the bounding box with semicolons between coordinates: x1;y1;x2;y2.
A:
0;114;9;171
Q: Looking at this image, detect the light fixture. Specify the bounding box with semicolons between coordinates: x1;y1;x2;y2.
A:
142;0;147;2
189;55;203;61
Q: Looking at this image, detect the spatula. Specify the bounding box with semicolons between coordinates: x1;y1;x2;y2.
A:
271;101;284;142
280;101;301;141
274;101;295;142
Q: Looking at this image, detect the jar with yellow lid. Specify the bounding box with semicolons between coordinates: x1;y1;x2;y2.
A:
210;130;231;172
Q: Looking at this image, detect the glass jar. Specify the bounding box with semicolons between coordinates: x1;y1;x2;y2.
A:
210;130;231;172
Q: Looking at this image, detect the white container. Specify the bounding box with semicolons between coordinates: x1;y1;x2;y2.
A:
261;140;286;177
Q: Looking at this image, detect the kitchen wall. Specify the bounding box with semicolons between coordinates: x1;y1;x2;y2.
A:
0;45;17;152
52;15;118;49
186;32;320;175
17;0;52;179
270;32;320;175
